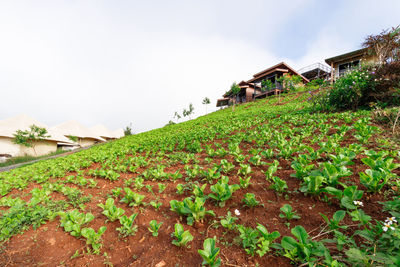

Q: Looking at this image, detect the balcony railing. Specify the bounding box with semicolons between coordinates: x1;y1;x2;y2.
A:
256;82;283;95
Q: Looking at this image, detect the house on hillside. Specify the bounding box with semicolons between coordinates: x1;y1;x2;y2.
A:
217;62;309;107
216;81;261;107
325;48;377;82
112;129;124;138
90;124;117;141
52;120;105;148
249;62;309;100
298;62;331;81
0;114;73;157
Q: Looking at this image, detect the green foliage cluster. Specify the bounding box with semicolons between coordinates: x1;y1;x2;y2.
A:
0;84;399;265
314;67;374;111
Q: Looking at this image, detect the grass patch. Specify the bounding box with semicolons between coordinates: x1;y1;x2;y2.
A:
0;149;67;168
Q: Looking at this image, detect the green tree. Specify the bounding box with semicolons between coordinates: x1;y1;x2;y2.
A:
230;82;241;111
202;97;211;114
187;103;195;120
173;111;181;123
363;25;400;64
165;120;176;126
261;79;274;92
183;103;195;120
13;124;50;156
124;123;133;136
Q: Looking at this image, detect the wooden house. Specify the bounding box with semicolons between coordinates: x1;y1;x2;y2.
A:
325;48;377;82
249;62;309;100
216;62;309;106
298;62;331;81
216;81;261;107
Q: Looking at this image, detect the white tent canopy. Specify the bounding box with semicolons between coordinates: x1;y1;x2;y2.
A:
113;128;124;138
90;124;115;139
52;120;105;142
0;114;72;143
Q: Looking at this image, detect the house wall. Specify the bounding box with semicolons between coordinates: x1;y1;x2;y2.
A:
333;54;377;79
0;136;57;157
246;88;255;102
79;138;97;147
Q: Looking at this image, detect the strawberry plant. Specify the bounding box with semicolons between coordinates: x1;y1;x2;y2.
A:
148;220;163;236
249;155;262;166
320;210;347;230
133;177;145;190
237;164;252;176
323;185;364;210
280;225;326;264
192;183;207;198
58;210;95;237
269;176;288;195
239;176;251;189
242;193;259;208
198;237;221;267
260;149;274;159
120;188;145;206
237;225;259;256
291;156;315;180
81;226;107;254
176;183;191;195
208;176;240;207
203;167;221;182
300;175;324;195
170;170;183;181
98;198;125;222
220;211;238;231
219;159;235;174
171;223;193;247
279;204;300;220
158;183;167;194
116;213;138;237
265;160;279;181
170;197;215;226
256;224;280;257
150;201;162;210
359;169;390;192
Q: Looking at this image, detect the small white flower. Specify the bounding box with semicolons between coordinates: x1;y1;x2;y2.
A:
385;217;397;224
353;201;364;207
383;222;395;232
234;209;240;216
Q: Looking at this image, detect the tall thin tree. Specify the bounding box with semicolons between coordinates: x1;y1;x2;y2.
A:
202;97;211;114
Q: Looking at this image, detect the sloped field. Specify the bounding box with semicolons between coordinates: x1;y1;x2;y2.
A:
0;93;399;266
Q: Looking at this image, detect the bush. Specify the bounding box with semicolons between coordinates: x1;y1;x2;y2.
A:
328;67;374;110
370;62;400;106
311;63;400;111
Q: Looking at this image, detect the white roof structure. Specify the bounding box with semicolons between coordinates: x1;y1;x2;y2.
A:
52;120;105;142
90;124;115;139
112;128;124;138
0;114;72;143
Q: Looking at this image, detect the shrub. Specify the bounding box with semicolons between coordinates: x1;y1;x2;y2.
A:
312;62;400;112
328;67;374;110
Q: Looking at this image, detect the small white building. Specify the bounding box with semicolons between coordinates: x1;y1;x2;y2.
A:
52;120;105;147
112;128;124;138
0;115;73;157
90;124;117;141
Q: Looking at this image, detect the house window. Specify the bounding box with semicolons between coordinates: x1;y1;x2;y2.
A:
338;60;360;76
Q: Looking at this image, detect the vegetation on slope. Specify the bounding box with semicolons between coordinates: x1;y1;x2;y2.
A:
0;91;399;266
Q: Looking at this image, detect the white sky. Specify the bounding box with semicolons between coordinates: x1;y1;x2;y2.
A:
0;0;399;133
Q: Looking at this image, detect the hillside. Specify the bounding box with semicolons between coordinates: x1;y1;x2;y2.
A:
0;92;399;266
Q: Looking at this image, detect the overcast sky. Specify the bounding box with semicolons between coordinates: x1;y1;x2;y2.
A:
1;0;399;133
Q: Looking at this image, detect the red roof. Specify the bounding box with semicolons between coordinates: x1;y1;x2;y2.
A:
247;62;309;83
